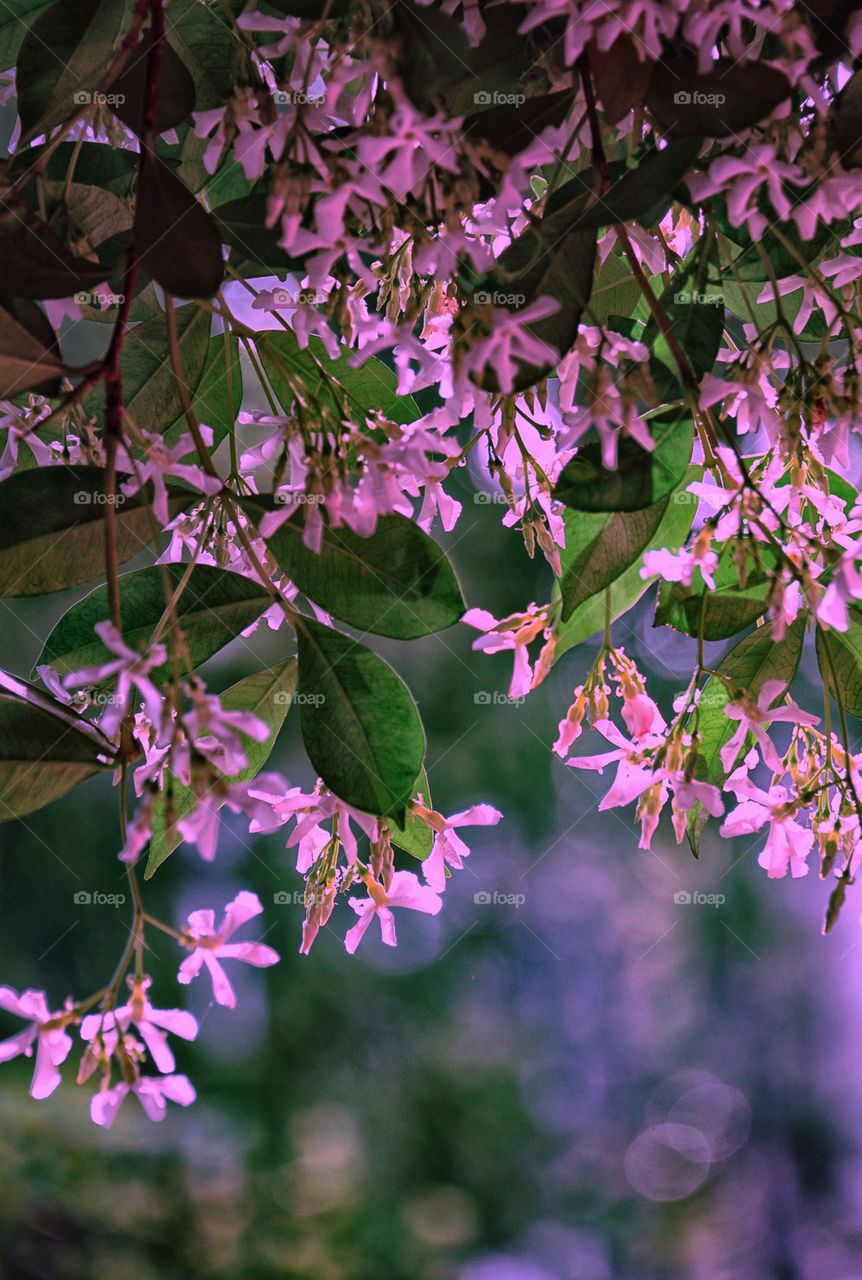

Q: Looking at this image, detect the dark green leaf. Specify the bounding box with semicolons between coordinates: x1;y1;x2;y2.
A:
240;500;465;639
35;565;271;679
135;151;224;298
0;669;116;822
547;138;703;233
463;91;574;156
554;467;700;657
816;605;862;719
645;55;790;138
214;192;306;273
834;67;862;168
16;0;125;139
0;467;194;598
112;33;196;135
589;34;652;124
559;498;670;621
642;235;724;389
144;657;297;878
0;185;113;298
82;302;211;432
295;616;425;822
0;2;53;70
685;616;806;853
553;409;693;512
0;296;65;397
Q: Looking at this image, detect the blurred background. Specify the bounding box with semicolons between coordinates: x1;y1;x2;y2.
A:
3;432;862;1280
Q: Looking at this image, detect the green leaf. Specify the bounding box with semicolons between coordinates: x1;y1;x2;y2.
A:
554;467;700;658
645;55;790;138
685;616;806;854
559;497;670;622
553;409;694;513
240;500;465;639
295;616;425;822
35;564;271;679
144;657;297;878
642;236;725;389
0;467;194;597
655;543;776;641
390;768;433;860
82;302;211;432
164;330;241;448
165;0;253;112
135;151;224;298
16;0;125;139
585;246;644;326
816;605;862;720
0;296;65;398
0;669;116;822
112;33;196;135
259;330;420;425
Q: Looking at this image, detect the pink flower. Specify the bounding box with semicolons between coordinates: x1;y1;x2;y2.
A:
720;777;814;878
80;977;198;1074
462;603;552;698
90;1073;196;1128
344;871;443;954
177;891;280;1008
567;719;664;810
0;987;72;1099
412;802;503;892
62;621;167;738
721;678;819;776
119;427;223;524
